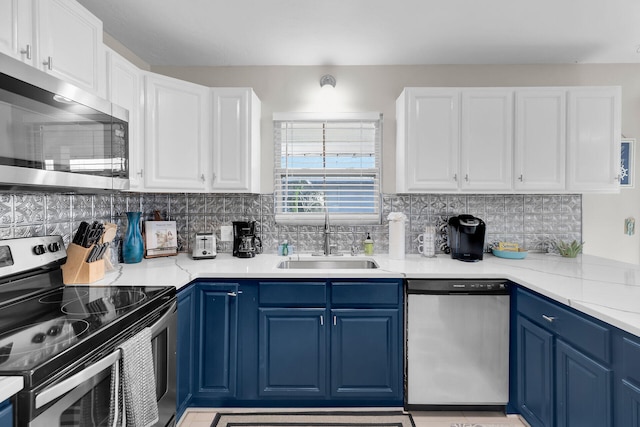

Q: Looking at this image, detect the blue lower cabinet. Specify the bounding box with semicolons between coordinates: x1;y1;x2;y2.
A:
555;339;611;427
331;309;401;400
516;315;554;427
258;307;327;397
176;284;195;419
620;335;640;426
515;287;613;427
0;399;12;427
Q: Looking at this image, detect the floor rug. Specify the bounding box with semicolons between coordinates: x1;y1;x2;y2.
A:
211;411;415;427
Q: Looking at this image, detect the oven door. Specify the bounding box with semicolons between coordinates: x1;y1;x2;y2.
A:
27;300;176;427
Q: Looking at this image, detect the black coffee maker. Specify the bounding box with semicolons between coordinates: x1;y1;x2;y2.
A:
232;221;262;258
447;214;486;262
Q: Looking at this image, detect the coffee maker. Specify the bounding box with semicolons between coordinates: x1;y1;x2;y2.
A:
447;214;486;262
232;221;262;258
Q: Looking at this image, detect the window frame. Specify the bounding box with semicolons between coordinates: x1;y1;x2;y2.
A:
273;112;382;226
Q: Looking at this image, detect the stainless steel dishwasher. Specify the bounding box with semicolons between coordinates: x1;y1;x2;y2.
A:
406;279;510;409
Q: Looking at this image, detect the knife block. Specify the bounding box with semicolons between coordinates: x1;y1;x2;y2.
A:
62;243;105;285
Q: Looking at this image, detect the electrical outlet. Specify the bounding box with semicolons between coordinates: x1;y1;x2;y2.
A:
220;225;233;241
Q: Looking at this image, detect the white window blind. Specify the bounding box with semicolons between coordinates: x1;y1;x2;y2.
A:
273;112;382;225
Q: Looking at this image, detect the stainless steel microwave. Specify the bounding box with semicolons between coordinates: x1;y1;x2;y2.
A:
0;52;129;192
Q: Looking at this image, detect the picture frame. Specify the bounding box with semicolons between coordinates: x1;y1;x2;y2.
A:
620;139;635;188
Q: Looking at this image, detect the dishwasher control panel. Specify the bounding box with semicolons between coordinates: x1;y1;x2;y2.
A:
406;279;510;294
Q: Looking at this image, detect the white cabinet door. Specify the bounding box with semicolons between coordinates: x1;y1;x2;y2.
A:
514;89;566;191
0;0;33;63
210;88;261;192
34;0;104;95
567;87;621;192
460;89;513;191
107;48;143;190
396;88;460;192
144;73;210;192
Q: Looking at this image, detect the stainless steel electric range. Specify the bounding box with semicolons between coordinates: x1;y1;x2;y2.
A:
0;236;177;427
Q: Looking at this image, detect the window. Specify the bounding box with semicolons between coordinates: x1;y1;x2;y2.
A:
273;112;382;225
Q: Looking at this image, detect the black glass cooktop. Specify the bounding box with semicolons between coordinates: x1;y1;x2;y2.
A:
0;282;174;378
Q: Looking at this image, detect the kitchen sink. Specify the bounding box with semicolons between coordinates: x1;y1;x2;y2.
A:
277;258;379;269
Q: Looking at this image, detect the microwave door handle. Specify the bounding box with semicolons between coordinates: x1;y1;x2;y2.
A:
35;348;122;409
150;301;177;337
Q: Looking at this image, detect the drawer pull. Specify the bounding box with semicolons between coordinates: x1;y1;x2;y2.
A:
320;315;324;326
542;314;556;323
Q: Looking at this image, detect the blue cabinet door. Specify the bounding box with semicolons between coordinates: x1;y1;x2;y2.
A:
258;307;327;397
0;400;11;427
176;284;195;419
330;309;401;400
621;379;640;427
195;284;239;401
556;339;612;427
621;336;640;427
516;315;554;427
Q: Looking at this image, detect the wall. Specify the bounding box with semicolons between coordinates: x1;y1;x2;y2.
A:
0;192;581;258
150;63;640;264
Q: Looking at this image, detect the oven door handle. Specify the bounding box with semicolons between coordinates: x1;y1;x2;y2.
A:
35;348;121;409
35;300;176;409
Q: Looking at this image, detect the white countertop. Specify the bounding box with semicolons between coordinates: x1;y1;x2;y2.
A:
0;376;23;403
89;251;640;338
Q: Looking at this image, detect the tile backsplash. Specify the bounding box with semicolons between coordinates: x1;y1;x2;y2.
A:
0;192;581;257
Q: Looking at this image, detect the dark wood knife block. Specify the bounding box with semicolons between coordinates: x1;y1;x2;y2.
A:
62;243;105;284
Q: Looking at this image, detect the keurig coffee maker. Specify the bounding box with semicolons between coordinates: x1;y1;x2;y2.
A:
232;221;262;258
447;214;486;262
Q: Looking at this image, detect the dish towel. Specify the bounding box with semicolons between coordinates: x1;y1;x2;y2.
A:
109;327;159;427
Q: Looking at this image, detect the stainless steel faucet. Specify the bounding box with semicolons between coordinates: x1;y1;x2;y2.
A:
323;209;331;255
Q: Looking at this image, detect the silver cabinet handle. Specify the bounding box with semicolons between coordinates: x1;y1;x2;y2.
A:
227;291;243;297
542;315;555;323
200;174;205;182
20;44;31;59
464;174;469;182
453;173;457;181
320;315;324;326
519;174;524;182
43;56;53;70
137;169;144;178
333;316;337;326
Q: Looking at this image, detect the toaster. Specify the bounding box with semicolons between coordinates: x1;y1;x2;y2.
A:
192;232;217;259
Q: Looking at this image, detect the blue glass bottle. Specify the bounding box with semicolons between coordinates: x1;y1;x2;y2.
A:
123;211;144;263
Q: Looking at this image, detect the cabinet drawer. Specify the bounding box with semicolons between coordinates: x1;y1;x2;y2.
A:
331;282;400;306
517;287;610;363
259;281;326;306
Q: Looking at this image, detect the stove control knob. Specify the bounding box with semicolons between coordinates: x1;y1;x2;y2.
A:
48;242;61;253
33;244;46;255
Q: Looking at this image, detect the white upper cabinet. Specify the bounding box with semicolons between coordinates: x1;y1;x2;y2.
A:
397;86;621;193
567;87;621;192
106;48;143;189
144;72;210;192
0;0;33;63
210;88;261;193
396;88;460;192
397;88;513;192
0;0;104;95
514;89;566;191
34;0;104;95
460;89;513;191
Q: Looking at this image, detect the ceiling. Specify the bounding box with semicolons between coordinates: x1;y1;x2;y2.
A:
77;0;640;67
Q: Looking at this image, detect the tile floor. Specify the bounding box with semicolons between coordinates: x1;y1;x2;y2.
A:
178;408;530;427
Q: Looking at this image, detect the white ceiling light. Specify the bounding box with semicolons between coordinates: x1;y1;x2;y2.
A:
320;74;336;89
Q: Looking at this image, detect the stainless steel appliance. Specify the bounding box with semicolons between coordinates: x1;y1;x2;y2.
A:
0;236;176;427
0;52;129;192
447;215;486;262
406;279;510;409
192;232;216;259
232;221;261;258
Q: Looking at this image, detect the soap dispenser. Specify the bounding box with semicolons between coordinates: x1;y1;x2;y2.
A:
363;233;374;255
